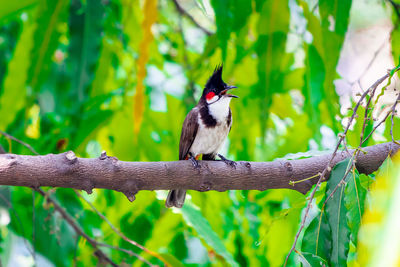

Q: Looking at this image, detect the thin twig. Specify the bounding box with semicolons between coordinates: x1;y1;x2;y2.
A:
342;137;351;156
358;74;381;146
391;93;400;145
75;191;165;266
36;188;119;267
362;109;392;144
96;243;156;267
0;130;39;155
171;0;213;35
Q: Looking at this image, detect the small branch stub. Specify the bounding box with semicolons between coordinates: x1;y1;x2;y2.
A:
124;192;136;202
99;151;108;160
65;151;77;163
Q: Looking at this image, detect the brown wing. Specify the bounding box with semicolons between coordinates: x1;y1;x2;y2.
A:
179;108;199;160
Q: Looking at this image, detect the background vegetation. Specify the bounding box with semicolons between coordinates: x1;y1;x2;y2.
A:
0;0;399;266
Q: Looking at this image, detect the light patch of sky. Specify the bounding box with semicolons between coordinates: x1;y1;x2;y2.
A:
270;113;290;136
183;27;206;54
146;63;188;112
0;208;10;226
86;140;102;158
320;125;336;149
185;237;209;264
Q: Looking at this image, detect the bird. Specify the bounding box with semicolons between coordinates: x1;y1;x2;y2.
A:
166;65;238;208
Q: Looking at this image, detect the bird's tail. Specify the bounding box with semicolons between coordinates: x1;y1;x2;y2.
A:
165;189;186;208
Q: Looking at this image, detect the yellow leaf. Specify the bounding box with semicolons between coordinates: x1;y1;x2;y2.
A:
133;0;157;136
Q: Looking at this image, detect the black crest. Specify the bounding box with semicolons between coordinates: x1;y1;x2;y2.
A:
205;64;226;90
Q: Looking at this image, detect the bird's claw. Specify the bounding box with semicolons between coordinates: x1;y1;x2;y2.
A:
218;154;237;168
189;155;200;170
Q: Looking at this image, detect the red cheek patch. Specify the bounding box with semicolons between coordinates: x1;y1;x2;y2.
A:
206;92;215;101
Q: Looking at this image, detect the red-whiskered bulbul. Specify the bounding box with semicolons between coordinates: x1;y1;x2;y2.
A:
166;65;238;208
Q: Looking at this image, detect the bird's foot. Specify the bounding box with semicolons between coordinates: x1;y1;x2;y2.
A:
189;155;201;170
218;154;237;168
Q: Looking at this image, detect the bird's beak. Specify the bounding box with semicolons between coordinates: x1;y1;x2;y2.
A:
221;85;238;98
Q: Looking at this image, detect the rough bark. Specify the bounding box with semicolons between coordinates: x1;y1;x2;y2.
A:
0;142;398;198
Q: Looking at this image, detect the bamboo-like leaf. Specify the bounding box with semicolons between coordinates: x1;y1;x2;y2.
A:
301;212;332;262
0;0;38;21
325;159;352;266
0;22;20;93
344;170;367;246
0;17;35;129
133;0;157;136
211;0;236;59
231;0;252;34
67;0;105;103
27;0;69;92
302;44;325;142
181;203;239;267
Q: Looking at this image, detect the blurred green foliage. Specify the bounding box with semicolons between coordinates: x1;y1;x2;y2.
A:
0;0;399;266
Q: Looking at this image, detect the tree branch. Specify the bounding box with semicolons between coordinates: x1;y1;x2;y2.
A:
0;143;398;199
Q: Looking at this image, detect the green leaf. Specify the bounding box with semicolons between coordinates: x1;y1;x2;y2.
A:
211;0;231;59
302;44;325;141
159;253;185;267
73;109;113;149
390;21;400;63
181;203;239;267
0;17;34;129
344;170;367;246
299;0;353;133
302;213;332;261
300;252;329;267
319;0;352;35
255;0;291;136
384;116;400;142
0;0;38;21
27;0;69;93
67;0;105;103
231;0;252;34
325;159;352;266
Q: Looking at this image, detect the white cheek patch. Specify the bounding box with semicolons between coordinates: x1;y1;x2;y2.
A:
206;95;219;104
208;96;232;122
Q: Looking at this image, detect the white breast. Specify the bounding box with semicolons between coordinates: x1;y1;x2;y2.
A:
189;97;232;156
